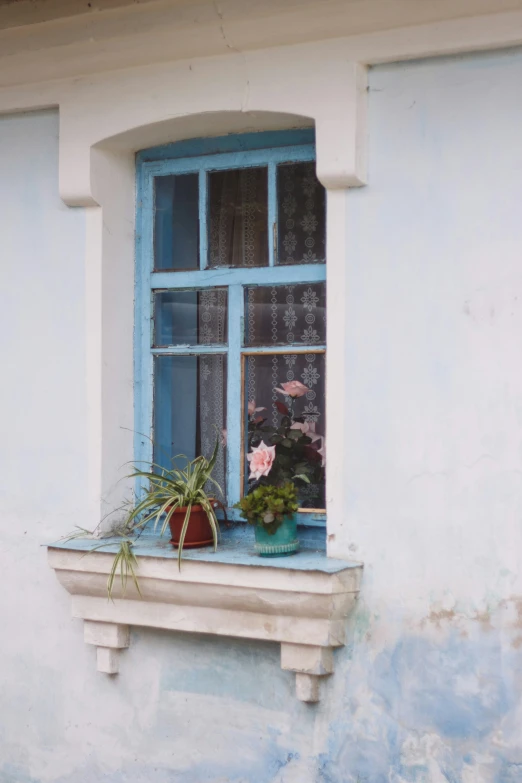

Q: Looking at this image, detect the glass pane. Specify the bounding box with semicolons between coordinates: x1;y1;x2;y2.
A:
208;167;268;268
154;354;227;502
277;161;326;265
154;289;228;347
244;352;325;509
154;174;199;270
245;283;326;347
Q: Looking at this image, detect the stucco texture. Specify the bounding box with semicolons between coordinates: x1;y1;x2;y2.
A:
2;48;522;782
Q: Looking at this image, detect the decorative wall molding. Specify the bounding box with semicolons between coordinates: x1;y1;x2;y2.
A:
39;47;368;536
57;50;368;206
1;1;522;91
48;546;362;702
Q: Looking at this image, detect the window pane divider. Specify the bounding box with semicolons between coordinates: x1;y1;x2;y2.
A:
268;161;276;267
241;345;326;355
151;264;326;289
151;345;228;355
226;284;244;507
135;171;154;475
199;169;208;270
143;145;315;179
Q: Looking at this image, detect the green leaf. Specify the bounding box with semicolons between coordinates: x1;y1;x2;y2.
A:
93;436;223;597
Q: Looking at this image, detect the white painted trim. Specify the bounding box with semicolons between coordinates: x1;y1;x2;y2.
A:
32;49;368;532
315;62;367;189
85;207;103;527
1;4;522;91
325;190;350;559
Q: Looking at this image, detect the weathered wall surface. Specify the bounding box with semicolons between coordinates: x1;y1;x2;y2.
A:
328;48;522;783
1;49;522;782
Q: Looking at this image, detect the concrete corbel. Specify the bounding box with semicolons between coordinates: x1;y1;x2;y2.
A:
281;643;334;703
84;620;130;674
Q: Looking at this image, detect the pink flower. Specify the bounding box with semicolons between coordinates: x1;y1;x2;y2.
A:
274;380;310;398
248;400;266;416
247;441;276;480
290;421;321;443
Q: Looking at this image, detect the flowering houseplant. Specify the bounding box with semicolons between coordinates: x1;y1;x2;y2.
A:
235;380;325;552
246;380;324;491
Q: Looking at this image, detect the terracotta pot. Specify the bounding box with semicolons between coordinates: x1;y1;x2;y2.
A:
168;504;215;549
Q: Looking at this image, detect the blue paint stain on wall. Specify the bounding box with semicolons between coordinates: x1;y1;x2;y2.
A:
317;624;522;783
372;632;513;740
3;624;522;781
0;765;41;783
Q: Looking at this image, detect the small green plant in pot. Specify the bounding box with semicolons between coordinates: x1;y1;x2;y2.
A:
99;441;222;598
235;482;299;557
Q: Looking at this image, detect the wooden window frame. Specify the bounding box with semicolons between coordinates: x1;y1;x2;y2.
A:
135;129;326;524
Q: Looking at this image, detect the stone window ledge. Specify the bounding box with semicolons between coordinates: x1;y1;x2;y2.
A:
47;525;362;702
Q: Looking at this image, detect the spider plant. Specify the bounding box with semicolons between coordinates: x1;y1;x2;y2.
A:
106;439;222;597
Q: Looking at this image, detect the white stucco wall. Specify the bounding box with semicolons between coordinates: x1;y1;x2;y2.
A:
1;48;522;783
347;49;522;611
0;110;87;525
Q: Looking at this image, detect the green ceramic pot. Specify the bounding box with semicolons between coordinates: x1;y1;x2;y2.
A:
254;513;299;557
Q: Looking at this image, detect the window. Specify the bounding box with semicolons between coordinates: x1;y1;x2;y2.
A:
136;130;327;523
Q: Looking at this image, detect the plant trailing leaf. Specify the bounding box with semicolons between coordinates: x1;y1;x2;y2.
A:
107;538;141;600
92;438;222;598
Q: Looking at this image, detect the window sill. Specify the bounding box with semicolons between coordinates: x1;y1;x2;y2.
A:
47;524;362;702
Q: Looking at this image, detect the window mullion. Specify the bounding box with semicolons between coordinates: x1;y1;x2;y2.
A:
268;161;277;267
199;169;208;270
241;345;326;355
151;264;326;289
151;345;227;355
137;173;154;471
226;283;244;507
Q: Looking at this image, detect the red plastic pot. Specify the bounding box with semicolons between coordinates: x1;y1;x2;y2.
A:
168;504;215;549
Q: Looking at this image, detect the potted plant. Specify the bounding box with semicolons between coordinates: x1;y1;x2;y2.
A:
235;380;325;556
235;482;299;556
95;440;222;597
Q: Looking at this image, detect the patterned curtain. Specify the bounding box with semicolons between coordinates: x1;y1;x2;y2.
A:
198;291;227;502
208;168;268;268
278;161;326;265
246;283;326;509
202;166;268;500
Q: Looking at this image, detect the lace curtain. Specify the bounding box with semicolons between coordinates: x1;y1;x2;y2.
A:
277;161;326;265
246;283;326;509
208;168;268;268
198;292;227;502
202;167;269;499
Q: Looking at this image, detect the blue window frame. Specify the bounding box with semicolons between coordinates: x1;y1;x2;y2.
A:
135;129;326;524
